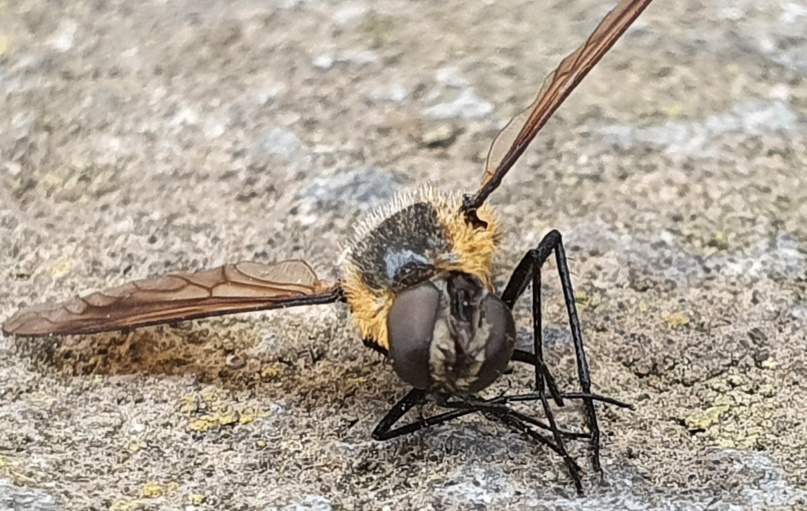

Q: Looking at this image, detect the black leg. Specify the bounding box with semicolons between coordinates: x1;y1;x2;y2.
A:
538;390;582;494
501;407;589;440
371;387;626;443
502;245;564;407
481;393;585;494
501;392;633;411
372;389;485;440
439;396;587;439
363;338;389;356
554;238;602;475
371;386;621;443
486;409;583;493
381;395;582;467
372;388;426;440
511;349;564;405
500;229;603;475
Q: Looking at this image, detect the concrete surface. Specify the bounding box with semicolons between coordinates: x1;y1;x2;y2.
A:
1;0;806;509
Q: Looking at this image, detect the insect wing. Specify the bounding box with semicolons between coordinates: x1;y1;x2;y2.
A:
474;0;654;204
3;260;340;337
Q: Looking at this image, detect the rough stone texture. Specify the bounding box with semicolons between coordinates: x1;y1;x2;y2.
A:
1;0;806;509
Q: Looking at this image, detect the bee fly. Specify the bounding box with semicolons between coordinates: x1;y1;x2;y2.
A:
4;0;655;494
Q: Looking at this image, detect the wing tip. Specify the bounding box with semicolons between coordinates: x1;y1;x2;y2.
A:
2;317;48;337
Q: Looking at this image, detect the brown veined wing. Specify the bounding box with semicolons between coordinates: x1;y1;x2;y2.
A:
3;260;341;337
469;0;654;210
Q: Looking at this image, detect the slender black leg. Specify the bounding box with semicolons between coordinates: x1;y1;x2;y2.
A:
502;240;564;407
482;394;585;494
362;338;389;356
500;229;602;475
389;397;579;467
439;396;587;439
372;389;427;440
372;389;490;441
471;388;605;495
372;391;544;442
372;387;620;444
538;389;582;495
486;409;583;492
532;262;545;396
373;387;625;445
498;408;588;440
502;392;633;411
511;349;563;404
554;237;601;475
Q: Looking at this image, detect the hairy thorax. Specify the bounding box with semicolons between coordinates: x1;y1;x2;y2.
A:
339;188;499;353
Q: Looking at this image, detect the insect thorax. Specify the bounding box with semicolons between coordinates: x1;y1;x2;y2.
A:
340;188;498;349
350;201;449;291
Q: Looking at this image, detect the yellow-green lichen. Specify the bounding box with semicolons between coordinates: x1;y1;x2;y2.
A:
47;259;72;279
142;482;164;498
109;499;143;511
662;312;689;327
179;388;269;433
0;35;10;57
141;481;178;498
684;405;730;430
189;494;206;505
683;372;779;450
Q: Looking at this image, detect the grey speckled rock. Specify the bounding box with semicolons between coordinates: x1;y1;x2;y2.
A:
0;479;59;511
1;0;806;510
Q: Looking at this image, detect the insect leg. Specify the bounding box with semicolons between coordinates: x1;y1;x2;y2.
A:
537;389;583;494
443;397;589;439
372;389;480;440
510;349;564;404
501;240;560;402
500;229;602;475
486;404;583;494
400;392;587;486
362;338;388;356
366;344;489;441
501;391;633;411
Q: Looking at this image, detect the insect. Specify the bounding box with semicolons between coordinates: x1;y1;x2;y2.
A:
4;0;654;494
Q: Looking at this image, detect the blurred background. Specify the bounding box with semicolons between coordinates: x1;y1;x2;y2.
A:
0;0;805;509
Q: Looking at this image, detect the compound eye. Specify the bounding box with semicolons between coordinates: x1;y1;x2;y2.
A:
387;282;441;389
469;293;516;392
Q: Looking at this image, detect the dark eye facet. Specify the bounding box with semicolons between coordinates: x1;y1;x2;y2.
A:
467;293;516;393
387;282;441;389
